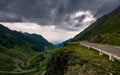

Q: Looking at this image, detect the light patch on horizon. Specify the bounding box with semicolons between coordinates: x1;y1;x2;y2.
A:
0;11;96;44
0;22;80;44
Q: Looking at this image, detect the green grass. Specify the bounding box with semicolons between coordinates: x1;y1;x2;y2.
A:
45;42;120;75
0;42;56;75
0;44;41;71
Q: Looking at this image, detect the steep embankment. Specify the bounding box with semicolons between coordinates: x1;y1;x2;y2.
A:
45;43;120;75
74;7;120;46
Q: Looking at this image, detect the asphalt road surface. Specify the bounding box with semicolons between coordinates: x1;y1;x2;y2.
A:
80;41;120;60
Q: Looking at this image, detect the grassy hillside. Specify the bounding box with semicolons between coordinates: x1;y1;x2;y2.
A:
0;24;55;75
74;7;120;46
45;42;120;75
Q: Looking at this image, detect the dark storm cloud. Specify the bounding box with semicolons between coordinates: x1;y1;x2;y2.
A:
0;0;120;30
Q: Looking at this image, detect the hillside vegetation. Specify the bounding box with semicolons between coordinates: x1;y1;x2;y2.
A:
0;24;55;75
74;7;120;46
45;43;120;75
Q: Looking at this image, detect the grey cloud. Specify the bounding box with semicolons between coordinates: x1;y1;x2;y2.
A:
0;0;120;31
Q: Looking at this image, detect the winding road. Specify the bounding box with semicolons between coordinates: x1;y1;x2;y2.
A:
27;52;41;66
0;53;41;74
80;41;120;61
0;68;36;74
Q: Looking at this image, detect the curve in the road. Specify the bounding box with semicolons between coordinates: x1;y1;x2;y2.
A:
0;68;36;74
80;41;120;61
27;52;41;66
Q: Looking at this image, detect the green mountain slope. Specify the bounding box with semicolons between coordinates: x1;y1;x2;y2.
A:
74;7;120;46
0;24;55;75
0;24;54;51
45;43;120;75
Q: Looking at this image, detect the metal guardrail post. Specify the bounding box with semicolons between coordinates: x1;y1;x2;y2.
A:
99;50;103;55
109;54;114;61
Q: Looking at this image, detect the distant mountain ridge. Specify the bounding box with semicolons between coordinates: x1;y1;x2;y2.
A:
74;6;120;46
55;38;73;47
0;24;54;51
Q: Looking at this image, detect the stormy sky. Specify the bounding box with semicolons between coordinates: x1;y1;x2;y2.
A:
0;0;120;43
